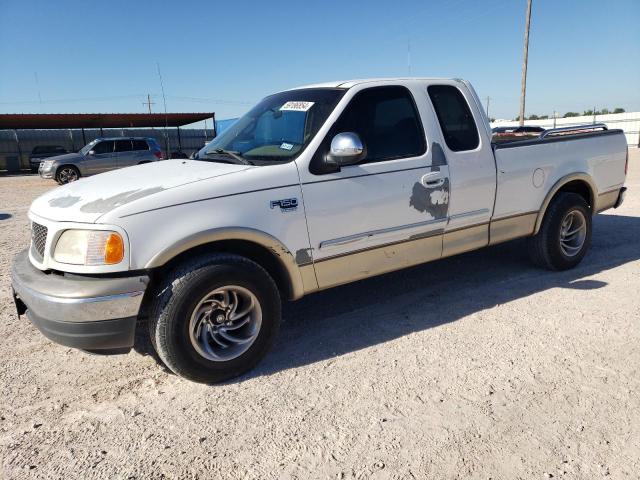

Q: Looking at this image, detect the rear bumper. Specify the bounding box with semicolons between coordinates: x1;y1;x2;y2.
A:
11;249;148;352
614;187;627;209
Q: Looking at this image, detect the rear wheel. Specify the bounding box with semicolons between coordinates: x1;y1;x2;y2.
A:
528;192;592;270
56;165;80;184
148;254;281;383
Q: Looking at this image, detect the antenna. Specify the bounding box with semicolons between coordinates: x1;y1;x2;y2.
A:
407;36;412;76
34;72;42;110
156;63;170;154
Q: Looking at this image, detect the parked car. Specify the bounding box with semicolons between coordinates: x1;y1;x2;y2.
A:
38;137;163;184
12;78;628;384
29;145;68;173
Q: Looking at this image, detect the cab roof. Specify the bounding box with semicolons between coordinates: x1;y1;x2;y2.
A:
291;77;459;90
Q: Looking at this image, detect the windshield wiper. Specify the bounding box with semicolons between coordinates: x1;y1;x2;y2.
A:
204;149;253;165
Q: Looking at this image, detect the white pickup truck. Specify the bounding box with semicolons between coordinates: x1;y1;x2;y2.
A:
12;78;628;383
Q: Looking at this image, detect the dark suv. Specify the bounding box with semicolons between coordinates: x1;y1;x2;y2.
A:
39;137;163;184
29;145;68;173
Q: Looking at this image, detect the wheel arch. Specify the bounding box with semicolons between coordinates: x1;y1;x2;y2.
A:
145;227;306;300
534;173;596;235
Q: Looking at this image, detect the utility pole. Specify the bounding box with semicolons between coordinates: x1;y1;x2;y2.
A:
519;0;533;126
486;96;491;118
142;94;155;114
553;110;557;128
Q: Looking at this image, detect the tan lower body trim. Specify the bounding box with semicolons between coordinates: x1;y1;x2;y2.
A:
489;212;537;245
442;223;488;257
299;264;319;293
304;211;540;294
313;233;442;290
596;189;619;213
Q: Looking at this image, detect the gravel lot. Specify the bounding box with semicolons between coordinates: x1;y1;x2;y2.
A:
1;150;639;479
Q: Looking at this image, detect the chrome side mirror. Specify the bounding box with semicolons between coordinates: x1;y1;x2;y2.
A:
87;150;95;156
326;132;365;167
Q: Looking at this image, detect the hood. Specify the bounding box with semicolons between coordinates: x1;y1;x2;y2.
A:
31;160;250;223
47;152;83;163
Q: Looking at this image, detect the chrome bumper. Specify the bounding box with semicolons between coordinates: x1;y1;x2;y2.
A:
11;249;149;351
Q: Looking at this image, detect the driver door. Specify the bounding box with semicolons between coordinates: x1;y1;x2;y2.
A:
84;140;115;174
299;85;449;289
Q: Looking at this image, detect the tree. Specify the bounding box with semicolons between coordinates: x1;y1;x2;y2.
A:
527;114;540;120
583;109;594;116
599;108;610;115
563;112;580;118
613;107;625;114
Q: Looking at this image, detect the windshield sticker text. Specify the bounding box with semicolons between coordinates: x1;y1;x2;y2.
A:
280;101;314;112
280;142;294;151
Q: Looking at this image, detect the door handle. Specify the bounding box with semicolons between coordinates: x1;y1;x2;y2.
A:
421;172;445;188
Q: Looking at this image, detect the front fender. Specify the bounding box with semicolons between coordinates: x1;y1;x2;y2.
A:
145;227;307;300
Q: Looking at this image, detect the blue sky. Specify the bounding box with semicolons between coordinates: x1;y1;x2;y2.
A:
0;0;638;125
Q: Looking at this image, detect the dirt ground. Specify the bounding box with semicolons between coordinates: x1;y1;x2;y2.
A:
1;151;639;479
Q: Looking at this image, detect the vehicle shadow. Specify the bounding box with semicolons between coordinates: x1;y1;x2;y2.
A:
249;213;640;380
133;213;640;382
0;213;12;220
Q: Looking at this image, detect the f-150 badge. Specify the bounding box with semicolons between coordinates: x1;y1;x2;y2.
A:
270;198;298;212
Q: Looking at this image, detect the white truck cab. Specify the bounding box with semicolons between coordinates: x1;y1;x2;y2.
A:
12;78;628;383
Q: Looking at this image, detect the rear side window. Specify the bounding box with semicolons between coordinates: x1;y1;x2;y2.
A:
114;140;133;152
333;86;426;163
92;141;114;154
132;140;149;151
428;85;479;152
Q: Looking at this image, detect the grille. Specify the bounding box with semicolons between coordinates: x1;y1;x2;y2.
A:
31;222;48;261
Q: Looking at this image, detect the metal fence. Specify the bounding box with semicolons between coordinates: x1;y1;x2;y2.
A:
491;111;640;147
0;127;216;172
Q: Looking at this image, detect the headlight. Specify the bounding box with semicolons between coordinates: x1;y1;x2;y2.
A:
54;230;124;265
42;160;53;168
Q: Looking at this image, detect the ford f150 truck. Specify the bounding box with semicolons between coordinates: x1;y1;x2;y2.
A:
12;78;628;383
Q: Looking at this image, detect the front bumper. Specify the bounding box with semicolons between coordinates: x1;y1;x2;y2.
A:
11;249;149;352
38;163;54;179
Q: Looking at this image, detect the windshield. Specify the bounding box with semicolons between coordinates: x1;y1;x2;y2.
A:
80;139;99;155
198;88;345;164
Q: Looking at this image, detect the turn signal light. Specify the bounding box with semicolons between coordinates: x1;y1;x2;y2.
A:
104;233;124;264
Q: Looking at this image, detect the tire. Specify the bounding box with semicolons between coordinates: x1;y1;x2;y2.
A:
55;165;80;184
148;253;281;383
528;192;592;270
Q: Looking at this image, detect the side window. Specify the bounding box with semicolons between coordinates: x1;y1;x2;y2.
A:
132;140;149;151
333;86;426;163
427;85;479;152
92;141;114;154
114;140;133;152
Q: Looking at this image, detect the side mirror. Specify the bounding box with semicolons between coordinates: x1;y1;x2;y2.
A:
87;150;95;156
326;132;365;168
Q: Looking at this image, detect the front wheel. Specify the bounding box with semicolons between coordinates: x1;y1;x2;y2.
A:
56;165;80;184
528;192;592;270
148;254;281;383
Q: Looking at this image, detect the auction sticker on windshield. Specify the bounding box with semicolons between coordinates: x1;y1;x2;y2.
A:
280;101;314;112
